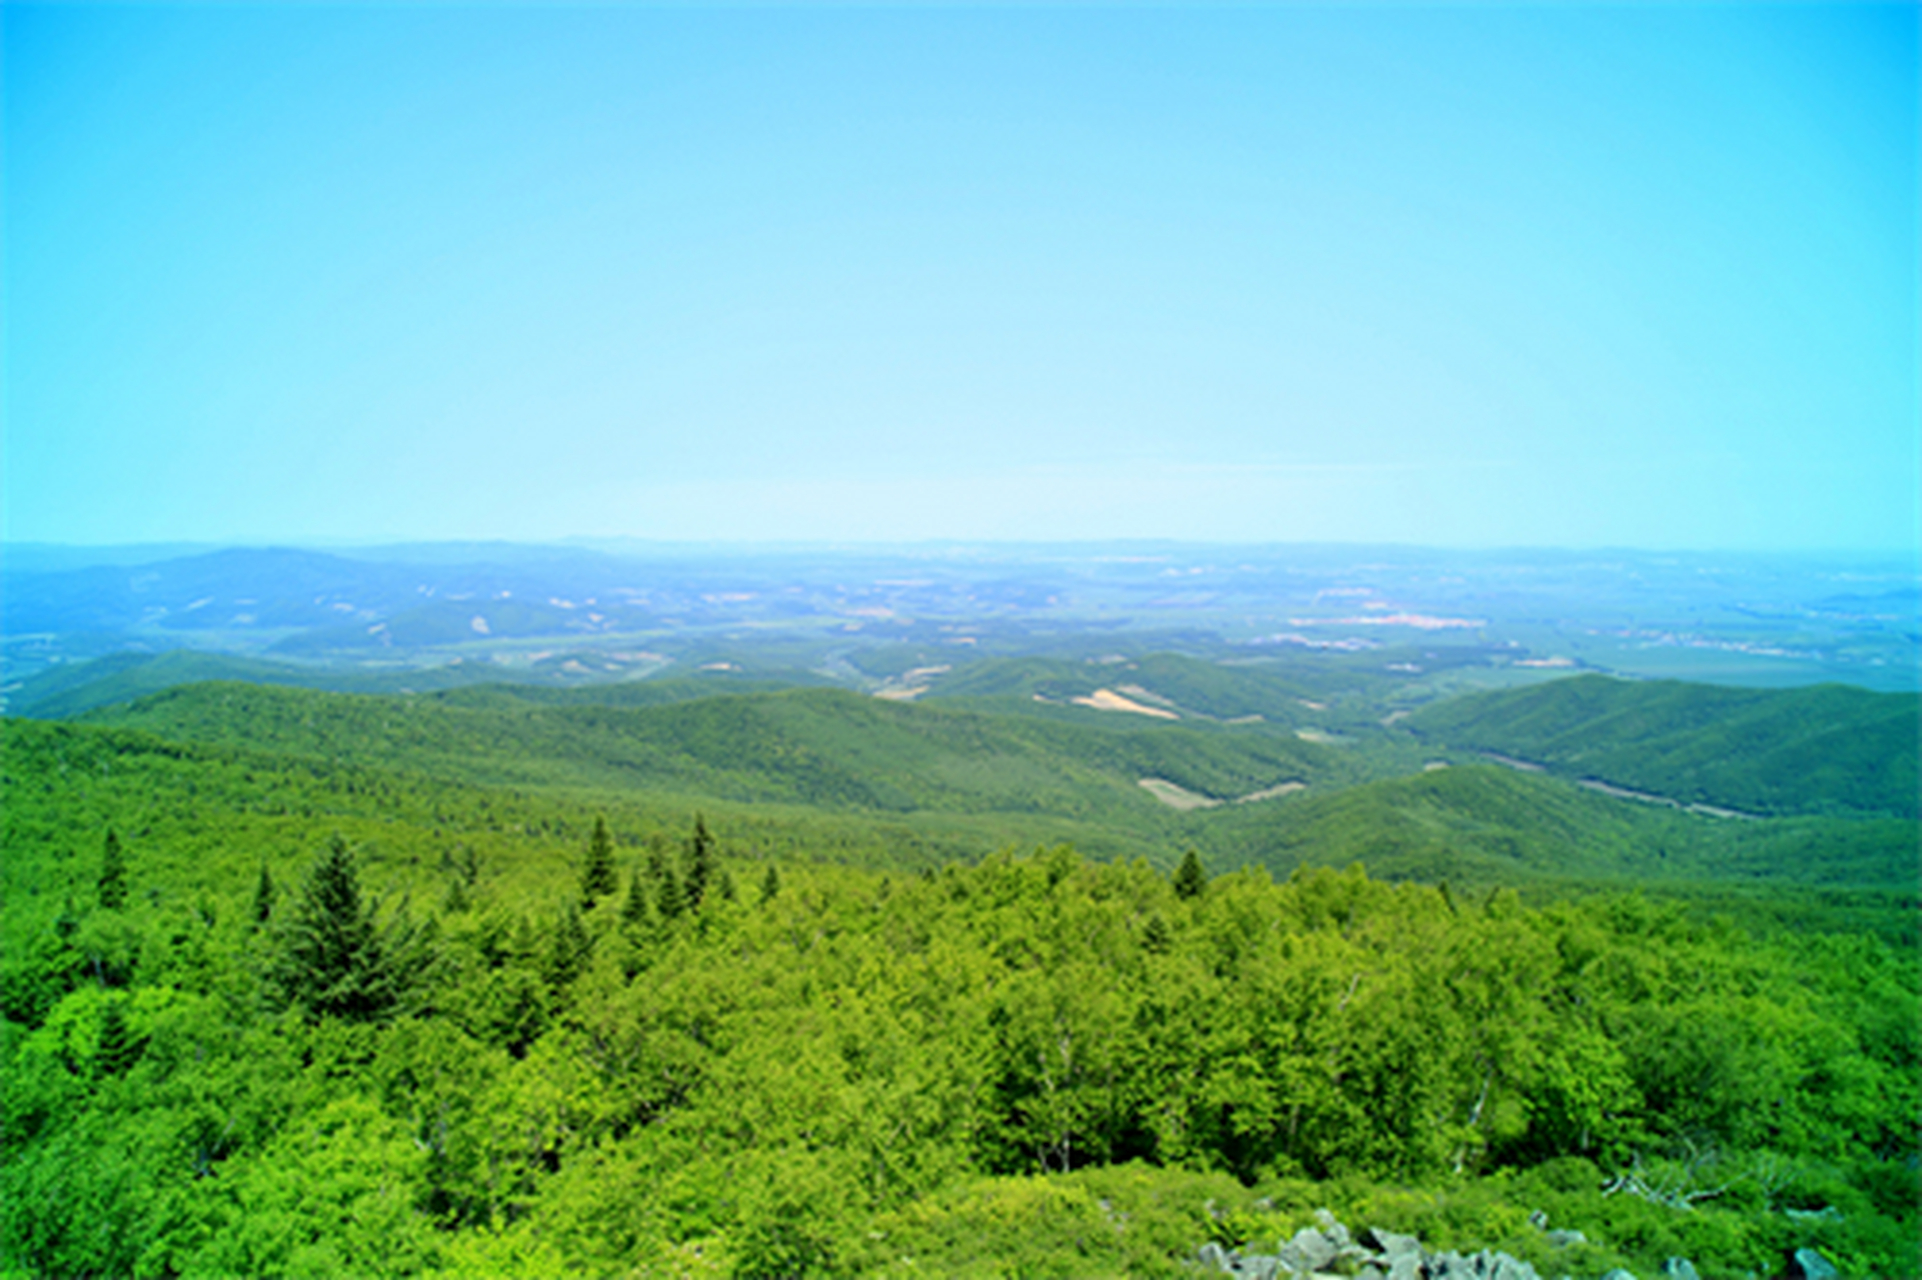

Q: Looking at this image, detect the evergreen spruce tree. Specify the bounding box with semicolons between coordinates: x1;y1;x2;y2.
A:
685;815;716;909
98;831;128;911
1172;848;1207;901
252;861;276;927
649;837;686;921
274;835;400;1021
546;903;592;988
95;1000;141;1077
621;868;650;928
758;864;781;906
581;816;619;909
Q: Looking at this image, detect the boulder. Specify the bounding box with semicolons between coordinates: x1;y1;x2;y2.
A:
1788;1248;1840;1280
1314;1208;1354;1251
1382;1255;1422;1280
1362;1227;1424;1260
1278;1226;1339;1275
1661;1260;1700;1280
1543;1229;1587;1248
1475;1249;1541;1280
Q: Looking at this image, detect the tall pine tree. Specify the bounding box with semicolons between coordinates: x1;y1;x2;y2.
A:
98;831;128;911
581;816;619;909
274;835;403;1021
622;868;650;928
685;815;717;910
648;837;685;921
95;1000;142;1077
1172;848;1207;901
252;861;276;927
546;903;592;988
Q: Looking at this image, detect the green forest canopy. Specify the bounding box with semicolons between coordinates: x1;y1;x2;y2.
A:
2;668;1918;1277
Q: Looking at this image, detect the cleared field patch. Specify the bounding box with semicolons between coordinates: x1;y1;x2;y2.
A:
1075;688;1180;719
1139;776;1219;809
1140;777;1307;809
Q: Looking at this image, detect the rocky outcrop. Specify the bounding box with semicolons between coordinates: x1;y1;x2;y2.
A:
1192;1211;1845;1280
1194;1209;1548;1280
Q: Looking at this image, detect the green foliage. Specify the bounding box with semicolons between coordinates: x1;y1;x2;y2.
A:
273;836;412;1022
621;867;650;928
97;829;128;911
649;836;687;920
1406;674;1921;818
1173;848;1207;900
545;903;591;989
3;670;1919;1278
93;998;141;1077
252;860;276;926
579;815;617;908
686;813;716;909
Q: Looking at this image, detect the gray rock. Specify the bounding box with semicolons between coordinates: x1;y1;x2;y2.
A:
1314;1208;1353;1251
1788;1248;1839;1280
1362;1227;1423;1260
1785;1206;1842;1224
1279;1226;1339;1274
1237;1255;1280;1280
1476;1249;1541;1280
1661;1259;1700;1280
1543;1229;1587;1248
1598;1271;1640;1280
1528;1209;1550;1230
1198;1242;1232;1272
1383;1255;1422;1280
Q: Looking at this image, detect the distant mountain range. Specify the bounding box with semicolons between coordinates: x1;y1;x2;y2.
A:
7;542;1916;698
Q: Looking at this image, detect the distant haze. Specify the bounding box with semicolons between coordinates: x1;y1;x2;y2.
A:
4;4;1915;551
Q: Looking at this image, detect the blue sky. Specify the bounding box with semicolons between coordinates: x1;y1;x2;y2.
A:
5;3;1916;550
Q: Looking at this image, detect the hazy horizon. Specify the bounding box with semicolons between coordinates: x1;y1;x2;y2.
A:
6;3;1916;552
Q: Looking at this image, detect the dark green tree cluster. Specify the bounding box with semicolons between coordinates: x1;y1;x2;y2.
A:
271;835;415;1022
97;831;128;911
579;816;618;908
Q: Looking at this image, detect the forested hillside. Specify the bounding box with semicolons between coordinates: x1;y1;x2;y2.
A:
1405;675;1920;819
70;679;1921;931
4;714;1916;1276
5;659;1919;1277
79;681;1352;812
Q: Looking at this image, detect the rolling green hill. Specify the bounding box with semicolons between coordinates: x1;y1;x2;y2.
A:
1404;674;1921;818
78;680;1346;830
920;649;1470;731
6;647;826;722
1198;763;1919;896
70;677;1921;922
3;710;1916;1279
3;650;506;719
